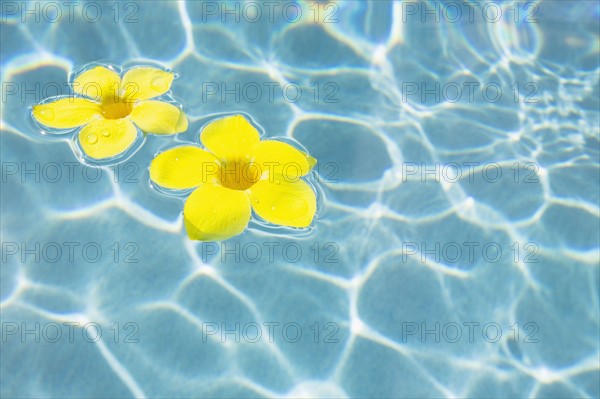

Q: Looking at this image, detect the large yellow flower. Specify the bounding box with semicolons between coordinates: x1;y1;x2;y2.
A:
32;65;188;160
150;115;318;241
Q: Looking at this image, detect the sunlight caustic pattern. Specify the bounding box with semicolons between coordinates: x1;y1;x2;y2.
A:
1;1;599;398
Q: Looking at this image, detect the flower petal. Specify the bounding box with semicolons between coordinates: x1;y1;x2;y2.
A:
150;146;220;190
72;66;121;101
183;184;251;241
32;97;102;130
78;118;138;160
250;140;316;179
200;115;260;162
121;67;174;101
129;100;188;134
249;176;316;228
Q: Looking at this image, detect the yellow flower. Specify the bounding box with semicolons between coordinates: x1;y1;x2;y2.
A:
150;114;318;241
32;65;188;160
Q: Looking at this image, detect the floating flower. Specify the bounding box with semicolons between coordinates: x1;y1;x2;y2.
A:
150;115;317;241
32;64;188;160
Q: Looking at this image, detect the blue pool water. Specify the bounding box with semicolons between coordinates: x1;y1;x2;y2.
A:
1;1;599;398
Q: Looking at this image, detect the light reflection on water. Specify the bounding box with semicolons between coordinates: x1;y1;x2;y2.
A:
1;1;599;398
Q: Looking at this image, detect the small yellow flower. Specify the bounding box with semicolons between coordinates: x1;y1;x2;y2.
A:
150;114;318;241
32;65;188;160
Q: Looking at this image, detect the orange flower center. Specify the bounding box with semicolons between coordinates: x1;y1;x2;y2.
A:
218;160;260;191
101;97;133;119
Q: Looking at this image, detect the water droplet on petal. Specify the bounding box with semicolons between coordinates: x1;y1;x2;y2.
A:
101;130;110;137
87;134;98;144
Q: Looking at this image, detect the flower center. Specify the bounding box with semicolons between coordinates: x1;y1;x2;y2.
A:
218;160;260;191
101;97;133;119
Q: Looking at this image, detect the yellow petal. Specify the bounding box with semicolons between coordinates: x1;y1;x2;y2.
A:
72;66;121;101
183;184;251;241
121;67;174;101
78;118;138;160
200;115;260;162
32;97;102;129
249;176;316;228
129;100;188;134
250;140;316;179
150;146;220;190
